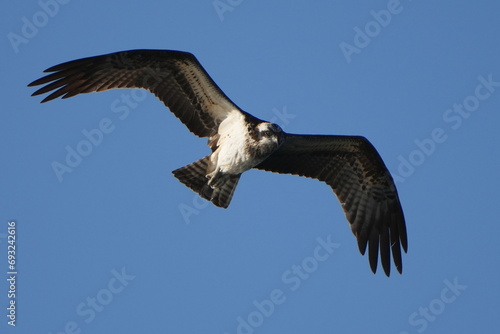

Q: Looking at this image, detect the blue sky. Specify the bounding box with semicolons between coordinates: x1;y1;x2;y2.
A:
1;0;500;333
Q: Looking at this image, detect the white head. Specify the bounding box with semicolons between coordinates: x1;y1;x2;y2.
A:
256;122;284;146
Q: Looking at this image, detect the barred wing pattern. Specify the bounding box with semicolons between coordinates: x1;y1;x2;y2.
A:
28;49;241;137
255;134;407;276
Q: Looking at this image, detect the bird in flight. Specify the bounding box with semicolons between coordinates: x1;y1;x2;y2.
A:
28;49;407;276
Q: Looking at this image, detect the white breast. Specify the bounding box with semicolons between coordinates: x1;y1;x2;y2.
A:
213;111;255;174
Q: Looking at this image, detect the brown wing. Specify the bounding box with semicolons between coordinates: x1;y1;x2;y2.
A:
255;134;407;276
28;49;242;137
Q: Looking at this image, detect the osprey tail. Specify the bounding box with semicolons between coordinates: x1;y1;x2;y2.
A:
172;156;241;209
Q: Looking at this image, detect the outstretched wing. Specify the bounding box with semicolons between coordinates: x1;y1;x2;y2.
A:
255;134;407;276
28;49;242;137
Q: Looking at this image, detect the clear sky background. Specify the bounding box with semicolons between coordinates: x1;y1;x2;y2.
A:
1;0;500;333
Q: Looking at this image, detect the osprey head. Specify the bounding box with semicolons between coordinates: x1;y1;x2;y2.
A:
256;122;285;148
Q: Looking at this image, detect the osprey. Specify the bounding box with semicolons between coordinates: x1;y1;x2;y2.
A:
28;49;407;276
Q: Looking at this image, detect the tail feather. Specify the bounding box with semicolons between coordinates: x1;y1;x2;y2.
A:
172;156;241;208
172;156;211;195
211;175;240;208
